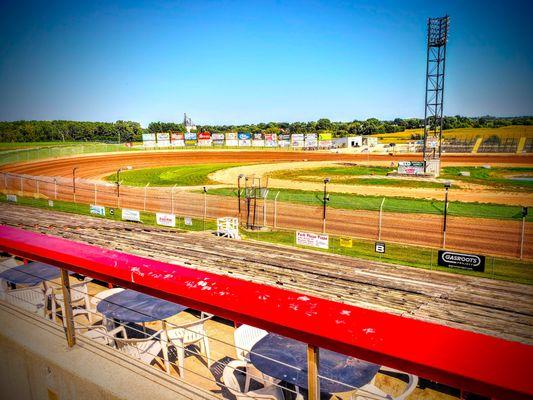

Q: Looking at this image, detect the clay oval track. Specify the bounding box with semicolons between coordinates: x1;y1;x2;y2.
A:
2;151;533;179
1;150;532;259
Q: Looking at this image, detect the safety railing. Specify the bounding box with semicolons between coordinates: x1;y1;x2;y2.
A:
0;225;532;400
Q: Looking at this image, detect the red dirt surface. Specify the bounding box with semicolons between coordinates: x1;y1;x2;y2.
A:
1;151;532;259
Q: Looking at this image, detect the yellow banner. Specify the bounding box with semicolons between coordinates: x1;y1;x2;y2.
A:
340;237;352;248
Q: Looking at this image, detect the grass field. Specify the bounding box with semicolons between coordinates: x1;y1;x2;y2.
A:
371;125;533;143
104;163;244;187
441;166;533;190
206;187;532;220
1;195;530;284
0;141;83;150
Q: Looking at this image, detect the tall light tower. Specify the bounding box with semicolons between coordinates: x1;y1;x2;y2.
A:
422;16;450;177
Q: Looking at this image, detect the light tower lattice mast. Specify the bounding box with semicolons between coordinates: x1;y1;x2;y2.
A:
422;16;450;176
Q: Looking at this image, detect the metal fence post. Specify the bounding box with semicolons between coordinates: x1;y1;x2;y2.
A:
3;173;7;193
94;182;97;204
378;197;386;240
520;216;526;260
60;269;76;348
273;191;280;229
20;175;23;196
171;184;177;214
144;183;150;212
35;179;40;198
54;178;58;200
307;344;320;400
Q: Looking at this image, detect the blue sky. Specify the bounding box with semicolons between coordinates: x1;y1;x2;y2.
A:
0;0;531;126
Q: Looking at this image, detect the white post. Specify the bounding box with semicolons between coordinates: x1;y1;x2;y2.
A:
54;178;58;200
520;216;526;260
20;175;23;196
94;182;97;204
144;183;150;211
203;189;207;230
36;179;40;198
274;191;280;229
3;173;7;193
263;197;267;227
378;197;386;240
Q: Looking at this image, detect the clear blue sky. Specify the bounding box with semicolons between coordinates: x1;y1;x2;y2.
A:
0;0;531;126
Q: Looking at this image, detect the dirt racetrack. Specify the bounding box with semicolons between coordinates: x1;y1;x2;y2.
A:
1;150;532;259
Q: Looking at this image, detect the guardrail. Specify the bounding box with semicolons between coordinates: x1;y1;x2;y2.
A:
0;225;531;399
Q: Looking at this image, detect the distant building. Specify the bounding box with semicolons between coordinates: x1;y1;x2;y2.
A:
333;136;363;148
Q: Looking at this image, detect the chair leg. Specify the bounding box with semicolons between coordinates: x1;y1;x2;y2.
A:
203;336;211;367
178;340;185;377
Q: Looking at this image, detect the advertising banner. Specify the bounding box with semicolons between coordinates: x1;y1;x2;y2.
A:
156;212;176;227
291;133;305;148
184;132;197;146
296;231;329;249
398;161;425;175
156;133;170;147
238;132;252;147
264;133;278;147
438;250;485;272
225;132;238;147
90;205;105;216
278;134;291;148
6;194;17;202
318;133;332;149
142;133;156;147
252;133;265;147
212;133;225;146
340;237;352;248
304;133;318;148
197;132;212;146
170;133;185;147
122;208;141;222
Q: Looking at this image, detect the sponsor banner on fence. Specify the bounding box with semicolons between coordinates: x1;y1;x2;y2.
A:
184;217;193;226
6;194;17;202
171;133;185;147
142;133;156;147
122;208;141;222
264;133;278;147
252;132;264;147
156;212;176;227
184;132;197;146
438;250;485;272
398;161;425;175
197;132;212;146
212;133;225;146
296;231;329;249
291;133;305;148
304;133;318;148
156;133;171;147
340;237;352;248
278;134;291;148
238;132;252;147
318;132;332;149
90;205;105;216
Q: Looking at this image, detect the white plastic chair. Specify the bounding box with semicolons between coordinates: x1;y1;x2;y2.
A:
222;360;285;400
79;324;128;346
2;285;52;317
166;314;213;377
52;277;93;326
114;329;165;366
352;366;418;400
235;324;280;391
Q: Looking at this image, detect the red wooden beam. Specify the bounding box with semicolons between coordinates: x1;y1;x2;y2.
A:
0;225;531;399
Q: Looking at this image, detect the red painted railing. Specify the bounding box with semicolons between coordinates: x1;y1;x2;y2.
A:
0;225;531;399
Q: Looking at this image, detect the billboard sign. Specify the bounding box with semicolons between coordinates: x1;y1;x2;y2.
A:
304;133;318;148
170;133;185;147
296;231;329;249
90;205;105;216
156;133;170;147
122;208;141;222
197;132;212;146
291;133;305;148
398;161;425;175
156;212;176;227
142;133;156;147
212;133;225;146
184;132;197;146
252;133;265;147
438;250;485;272
238;132;252;147
225;132;238;146
6;194;17;202
278;134;291;147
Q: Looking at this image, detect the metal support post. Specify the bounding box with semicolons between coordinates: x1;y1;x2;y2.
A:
274;191;280;229
378;197;385;240
307;344;320;400
520;216;526;260
203;187;208;231
60;269;76;348
54;178;58;200
171;184;177;214
94;183;97;204
144;183;150;212
36;179;40;198
20;175;23;196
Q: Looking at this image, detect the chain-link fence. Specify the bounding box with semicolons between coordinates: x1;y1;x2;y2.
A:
1;172;532;266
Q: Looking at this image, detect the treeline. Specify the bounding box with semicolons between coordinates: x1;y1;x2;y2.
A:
0;120;143;143
0;116;531;143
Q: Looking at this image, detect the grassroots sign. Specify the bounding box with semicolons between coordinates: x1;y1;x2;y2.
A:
438;250;485;272
296;231;329;249
156;213;176;227
90;205;105;216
